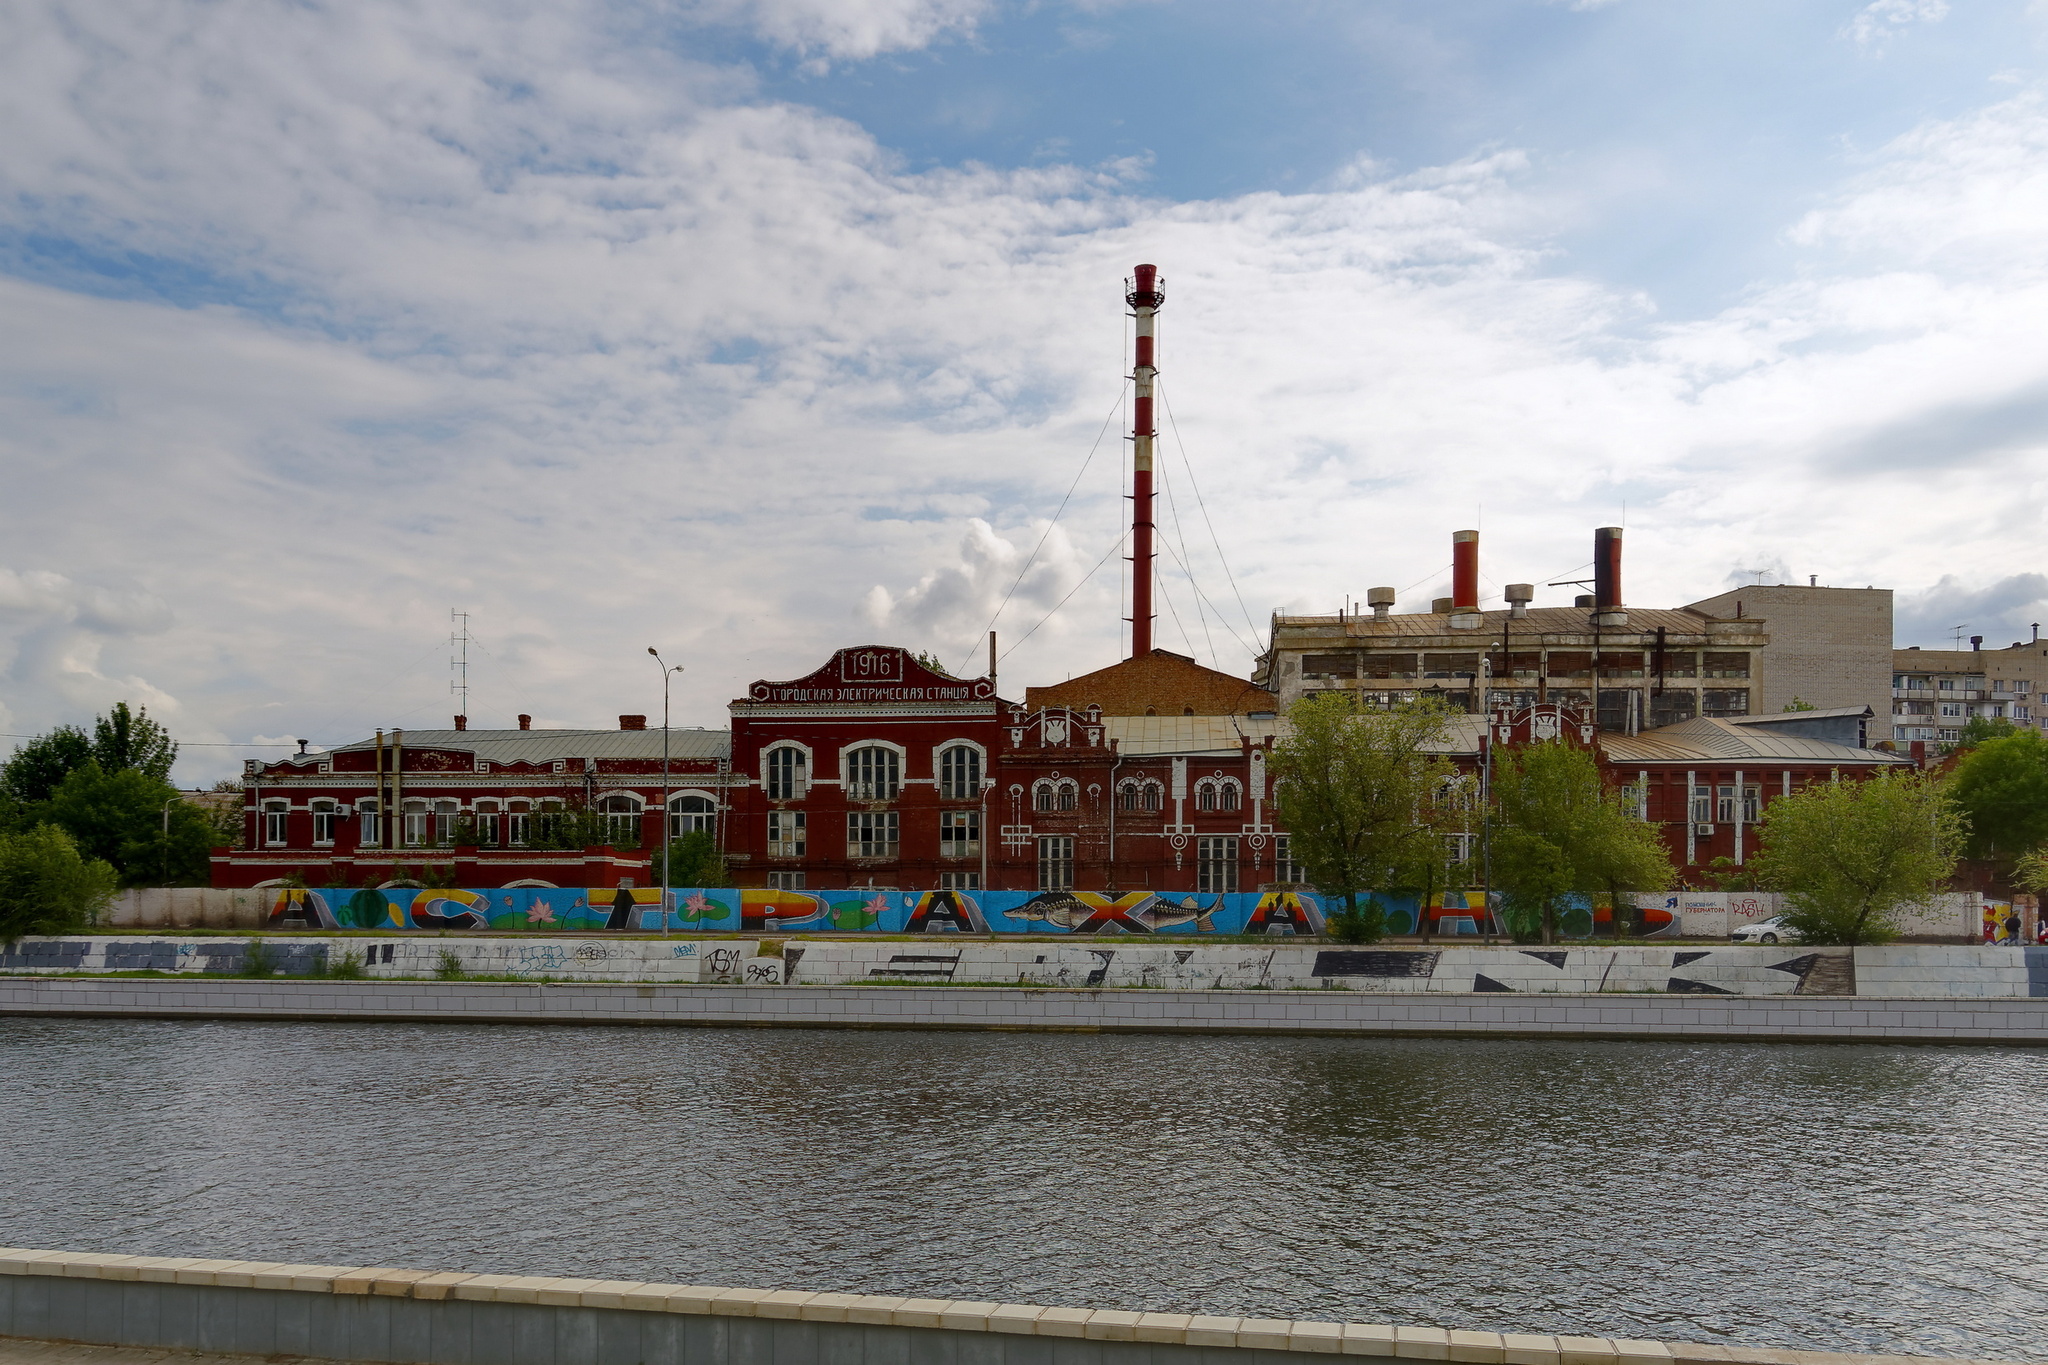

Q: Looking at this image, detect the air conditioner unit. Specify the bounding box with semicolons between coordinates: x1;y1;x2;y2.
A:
1694;823;1716;837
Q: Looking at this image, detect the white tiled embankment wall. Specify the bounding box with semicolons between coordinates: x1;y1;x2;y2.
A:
0;1249;2017;1365
5;977;2048;1041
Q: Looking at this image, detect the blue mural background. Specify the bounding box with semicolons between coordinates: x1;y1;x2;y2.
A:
264;887;1516;936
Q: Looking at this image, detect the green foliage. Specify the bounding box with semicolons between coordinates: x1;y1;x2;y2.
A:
434;949;467;980
322;948;366;979
520;800;635;850
912;650;956;678
92;703;178;783
1488;744;1674;944
1;726;93;804
1324;898;1387;944
661;830;731;887
37;762;214;886
1270;692;1460;937
1782;698;1819;712
1748;771;1963;945
238;940;277;977
418;863;459;889
1958;716;2020;749
1700;856;1766;892
0;825;119;941
1948;730;2048;866
2015;848;2048;898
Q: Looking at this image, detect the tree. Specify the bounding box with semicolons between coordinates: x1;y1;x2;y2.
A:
0;825;118;941
38;762;214;887
91;702;178;783
2;703;179;807
1958;716;2020;749
1947;730;2048;872
1;725;93;805
1487;743;1674;943
663;830;731;888
1748;771;1963;945
1269;692;1459;942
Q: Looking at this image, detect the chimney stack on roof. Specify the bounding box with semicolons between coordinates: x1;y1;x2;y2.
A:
1505;583;1533;618
1593;526;1627;626
1452;530;1479;611
1126;263;1165;659
517;714;531;730
454;715;467;731
1366;586;1395;620
619;714;648;730
1432;597;1454;615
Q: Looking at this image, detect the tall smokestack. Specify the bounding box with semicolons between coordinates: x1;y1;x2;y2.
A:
1452;530;1479;612
1127;264;1164;657
1594;527;1623;611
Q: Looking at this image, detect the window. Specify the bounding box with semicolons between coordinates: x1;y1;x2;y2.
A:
938;871;981;891
1303;653;1357;678
1037;835;1074;891
263;801;289;846
1716;785;1761;824
940;809;980;858
938;745;982;799
1940;702;1964;718
597;794;642;846
312;800;338;845
474;799;501;846
1702;652;1751;679
1650;690;1697;728
1361;653;1419;680
1445;832;1474;863
507;800;529;846
357;800;380;847
1195;779;1241;812
1939;678;1955;691
1197;836;1240;893
2019;706;2033;721
1661;651;1698;678
1939;728;1962;741
1703;689;1749;717
1116;779;1162;812
767;810;806;858
847;811;900;859
1689;786;1713;824
764;746;808;800
403;800;429;847
845;746;901;801
1273;835;1303;885
670;794;716;837
1423;652;1479;679
766;871;806;890
1033;778;1078;812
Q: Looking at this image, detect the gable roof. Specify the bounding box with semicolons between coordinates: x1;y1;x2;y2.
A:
1600;717;1909;766
1024;650;1276;718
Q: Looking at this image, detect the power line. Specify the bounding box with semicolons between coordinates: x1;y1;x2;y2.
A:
959;383;1129;675
1153;442;1218;668
998;530;1131;663
1159;383;1262;643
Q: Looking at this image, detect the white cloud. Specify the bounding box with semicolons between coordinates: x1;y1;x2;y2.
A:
1843;0;1950;49
687;0;994;62
4;1;2048;780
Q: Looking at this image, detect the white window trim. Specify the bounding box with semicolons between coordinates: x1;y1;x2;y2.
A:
836;739;909;783
760;741;815;798
934;739;988;798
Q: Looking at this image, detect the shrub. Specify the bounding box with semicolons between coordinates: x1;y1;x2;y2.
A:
0;825;119;941
238;940;277;977
434;949;467;980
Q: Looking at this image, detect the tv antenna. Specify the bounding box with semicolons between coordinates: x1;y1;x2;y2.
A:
1951;623;1970;651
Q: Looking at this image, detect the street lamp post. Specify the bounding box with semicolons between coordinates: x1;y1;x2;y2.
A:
648;648;684;929
161;797;180;885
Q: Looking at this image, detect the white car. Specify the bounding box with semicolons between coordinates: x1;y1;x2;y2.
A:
1731;914;1802;946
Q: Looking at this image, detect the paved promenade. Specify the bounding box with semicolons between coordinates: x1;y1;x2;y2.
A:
5;977;2048;1042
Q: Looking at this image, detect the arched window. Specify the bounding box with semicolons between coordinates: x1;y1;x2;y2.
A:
1195;779;1241;813
670;794;716;837
1033;778;1079;812
434;799;460;845
764;746;808;800
845;746;901;801
506;799;530;846
1116;779;1162;813
474;799;501;846
263;800;289;847
938;745;982;800
402;799;429;847
597;793;642;845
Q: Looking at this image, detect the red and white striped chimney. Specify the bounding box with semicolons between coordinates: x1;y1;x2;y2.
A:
1127;264;1164;657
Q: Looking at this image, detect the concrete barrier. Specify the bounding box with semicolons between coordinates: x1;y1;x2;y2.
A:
0;1249;2019;1365
6;977;2048;1042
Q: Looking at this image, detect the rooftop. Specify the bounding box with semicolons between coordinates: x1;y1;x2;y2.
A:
1601;717;1910;766
318;728;733;763
1269;605;1752;640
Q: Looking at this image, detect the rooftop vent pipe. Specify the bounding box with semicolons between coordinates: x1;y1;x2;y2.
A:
1971;636;1984;652
1452;530;1479;612
1505;583;1533;619
1432;597;1455;615
1367;586;1395;620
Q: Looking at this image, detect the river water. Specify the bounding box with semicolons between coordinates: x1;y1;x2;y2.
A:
2;1019;2043;1360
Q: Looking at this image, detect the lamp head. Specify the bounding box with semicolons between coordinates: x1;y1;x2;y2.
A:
647;647;658;657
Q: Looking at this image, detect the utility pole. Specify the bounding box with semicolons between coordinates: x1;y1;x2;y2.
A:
648;648;683;928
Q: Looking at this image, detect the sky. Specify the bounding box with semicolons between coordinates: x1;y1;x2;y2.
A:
5;0;2048;785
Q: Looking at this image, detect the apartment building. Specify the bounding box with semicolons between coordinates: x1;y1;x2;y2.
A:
1892;639;2048;746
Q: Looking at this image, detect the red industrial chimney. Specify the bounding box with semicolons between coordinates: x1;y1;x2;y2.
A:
1452;530;1479;612
1127;264;1164;657
1594;526;1623;611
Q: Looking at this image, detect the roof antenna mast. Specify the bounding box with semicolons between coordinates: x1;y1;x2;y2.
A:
451;609;470;723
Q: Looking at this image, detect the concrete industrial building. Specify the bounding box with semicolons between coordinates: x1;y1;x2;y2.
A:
1892;638;2048;746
